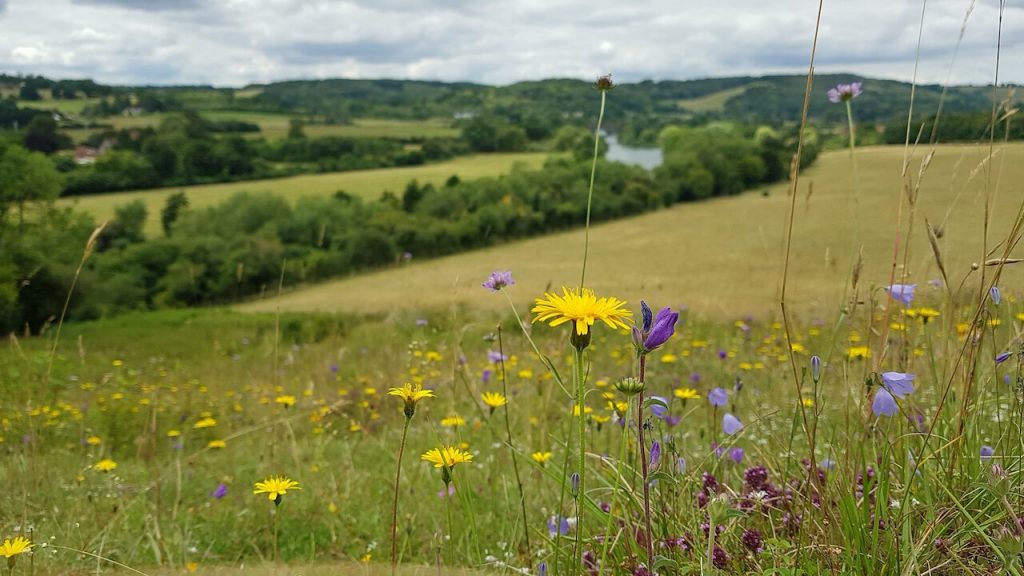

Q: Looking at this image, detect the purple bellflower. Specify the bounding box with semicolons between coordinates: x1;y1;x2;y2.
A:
708;387;728;407
990;286;1001;305
632;300;679;354
872;388;898;417
723;413;743;435
887;284;917;306
980;445;995;459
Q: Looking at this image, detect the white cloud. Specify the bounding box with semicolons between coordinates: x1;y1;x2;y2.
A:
0;0;1019;86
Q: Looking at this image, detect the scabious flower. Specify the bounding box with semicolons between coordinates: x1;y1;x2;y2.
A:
708;387;728;407
532;287;631;348
482;271;515;292
827;81;863;103
887;284;917;306
387;382;435;419
631;300;679;354
723;413;743;435
253;476;300;504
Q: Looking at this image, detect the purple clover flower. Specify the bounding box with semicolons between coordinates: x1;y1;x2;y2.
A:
481;271;515;292
708;387;728;407
887;284;917;306
827;81;863;103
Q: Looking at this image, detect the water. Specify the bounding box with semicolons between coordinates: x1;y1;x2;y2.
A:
604;133;663;170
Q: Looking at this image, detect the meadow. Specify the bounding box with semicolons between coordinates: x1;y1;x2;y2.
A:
58;152;550;236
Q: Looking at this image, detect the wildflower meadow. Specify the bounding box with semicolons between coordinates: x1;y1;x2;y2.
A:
3;10;1024;576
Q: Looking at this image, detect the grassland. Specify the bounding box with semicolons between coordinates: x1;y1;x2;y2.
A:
676;83;765;113
59;152;551;236
239;143;1024;320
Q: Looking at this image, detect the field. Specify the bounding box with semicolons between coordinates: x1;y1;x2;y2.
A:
4;134;1023;575
58;152;551;236
239;143;1024;320
676;84;764;113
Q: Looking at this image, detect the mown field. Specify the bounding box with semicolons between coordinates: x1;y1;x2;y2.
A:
58;152;551;236
239;143;1024;320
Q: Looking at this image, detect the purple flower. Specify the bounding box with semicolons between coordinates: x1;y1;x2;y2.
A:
415;318;428;327
676;457;687;474
990;286;1001;305
690;372;701;383
887;284;917;306
481;369;492;384
872;388;898;417
481;271;515;292
633;301;679;353
881;372;916;398
649;441;662;468
648;396;669;418
729;447;744;463
810;355;822;382
741;529;764;553
547;515;570;537
723;413;743;435
708;387;728;407
995;352;1011;365
212;483;228;500
538;563;548;576
487;350;508;363
827;81;863;103
570;472;580;497
980;445;995;459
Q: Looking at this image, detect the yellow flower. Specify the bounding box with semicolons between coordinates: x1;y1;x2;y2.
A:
94;458;118;472
421;446;473;468
988;318;1001;327
1016;312;1024;321
847;346;871;360
274;395;296;407
388;382;435;418
531;451;553;465
572;405;593;416
207;439;226;449
917;308;940;322
592;414;611;425
956;322;971;336
481;392;507;410
86;436;102;446
790;343;807;354
801;398;814;407
167;429;181;438
0;536;32;559
193;417;217;429
253;476;301;503
674;388;700;400
532;287;631;336
440;415;465;428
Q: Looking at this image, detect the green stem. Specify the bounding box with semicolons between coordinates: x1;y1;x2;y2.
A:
637;355;655;566
580;90;607;290
391;417;412;576
498;325;532;568
597;398;631;575
574;346;588;576
845;100;856;153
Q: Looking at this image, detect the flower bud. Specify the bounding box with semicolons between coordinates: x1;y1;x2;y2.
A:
570;472;580;498
615;377;644;396
810;355;822;383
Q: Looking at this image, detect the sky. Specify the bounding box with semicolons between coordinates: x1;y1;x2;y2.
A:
0;0;1020;87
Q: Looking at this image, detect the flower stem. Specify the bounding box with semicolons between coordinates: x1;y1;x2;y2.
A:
391;417;412;576
845;100;856;153
580;89;607;290
597;398;631;574
636;355;655;566
574;346;588;576
498;324;532;568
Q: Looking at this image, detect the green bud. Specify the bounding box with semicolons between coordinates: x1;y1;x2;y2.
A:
570;329;592;350
615;377;645;396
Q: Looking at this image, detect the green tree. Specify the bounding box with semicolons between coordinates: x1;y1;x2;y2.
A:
0;143;63;225
22;114;66;154
161;191;189;236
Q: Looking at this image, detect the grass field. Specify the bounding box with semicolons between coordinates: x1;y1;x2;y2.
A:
59;152;551;236
676;83;764;113
238;143;1024;320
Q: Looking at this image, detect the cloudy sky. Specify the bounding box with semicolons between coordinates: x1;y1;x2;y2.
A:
0;0;1020;87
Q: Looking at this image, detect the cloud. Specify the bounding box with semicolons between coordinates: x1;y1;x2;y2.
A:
0;0;1020;86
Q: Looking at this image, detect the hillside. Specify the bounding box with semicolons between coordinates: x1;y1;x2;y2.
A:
237;143;1024;319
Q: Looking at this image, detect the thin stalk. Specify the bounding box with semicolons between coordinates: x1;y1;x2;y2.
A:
636;355;655;566
498;324;532;568
580;89;607;290
597;401;632;574
574;346;588;576
391;417;412;576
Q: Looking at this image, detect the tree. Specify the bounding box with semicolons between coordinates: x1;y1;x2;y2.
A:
22;114;66;154
18;85;41;101
161;192;189;236
97;200;148;251
288;118;306;139
0;143;63;225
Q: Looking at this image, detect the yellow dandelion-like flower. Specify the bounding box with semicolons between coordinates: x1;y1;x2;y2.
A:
440;415;465;428
1016;312;1024;321
253;476;301;503
660;353;678;364
801;398;814;407
0;536;32;559
167;429;181;438
790;343;807;354
674;388;700;400
193;417;217;429
917;308;940;323
86;436;102;446
572;405;593;416
988;318;1001;327
94;458;118;472
274;395;296;407
531;451;553;465
420;446;473;469
480;392;507;410
592;414;611;425
207;439;227;449
847;346;871;360
388;382;434;418
532;287;631;336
